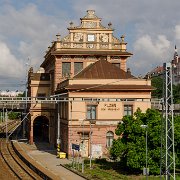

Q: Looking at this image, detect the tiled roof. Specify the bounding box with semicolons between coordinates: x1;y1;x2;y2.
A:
52;50;132;56
64;84;154;91
74;60;135;79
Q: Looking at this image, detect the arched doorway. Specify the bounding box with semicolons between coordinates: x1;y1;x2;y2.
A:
33;116;49;142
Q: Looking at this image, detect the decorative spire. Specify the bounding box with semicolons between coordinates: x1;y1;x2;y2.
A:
121;35;125;42
82;10;98;19
56;33;61;41
174;45;178;61
108;22;112;28
69;21;74;28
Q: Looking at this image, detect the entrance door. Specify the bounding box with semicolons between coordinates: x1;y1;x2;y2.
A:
33;116;49;142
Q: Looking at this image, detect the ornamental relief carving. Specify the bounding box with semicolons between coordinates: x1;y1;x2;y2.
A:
100;33;109;42
100;44;108;49
62;43;70;48
113;44;120;49
61;55;71;60
74;56;84;60
84;21;97;28
63;35;70;42
87;44;94;49
112;36;120;43
73;43;83;48
73;33;83;42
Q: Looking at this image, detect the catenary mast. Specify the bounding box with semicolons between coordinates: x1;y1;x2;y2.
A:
160;62;175;180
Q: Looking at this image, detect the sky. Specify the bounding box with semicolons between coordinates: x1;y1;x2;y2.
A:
0;0;180;91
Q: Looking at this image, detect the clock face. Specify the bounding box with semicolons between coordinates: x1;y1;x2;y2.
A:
87;34;95;42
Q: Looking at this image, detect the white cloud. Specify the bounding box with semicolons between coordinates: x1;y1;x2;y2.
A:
175;25;180;40
0;3;70;88
0;41;24;78
0;0;180;86
134;35;170;58
0;3;69;59
128;34;172;75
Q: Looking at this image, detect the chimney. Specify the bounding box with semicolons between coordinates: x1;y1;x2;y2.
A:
127;68;131;75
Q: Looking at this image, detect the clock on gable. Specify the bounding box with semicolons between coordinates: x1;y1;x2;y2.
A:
87;34;95;42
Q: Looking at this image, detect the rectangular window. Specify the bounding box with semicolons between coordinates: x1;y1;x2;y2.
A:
124;105;133;116
106;131;114;148
87;105;96;119
62;62;71;77
74;62;83;75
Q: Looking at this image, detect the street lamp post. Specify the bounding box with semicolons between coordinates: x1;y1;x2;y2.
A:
141;124;148;180
57;101;61;158
5;109;8;142
90;120;92;169
79;118;85;173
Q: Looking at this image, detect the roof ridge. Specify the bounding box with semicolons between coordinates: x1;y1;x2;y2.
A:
74;59;135;79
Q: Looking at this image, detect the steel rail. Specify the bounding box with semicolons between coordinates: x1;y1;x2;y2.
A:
0;121;42;179
0;96;151;103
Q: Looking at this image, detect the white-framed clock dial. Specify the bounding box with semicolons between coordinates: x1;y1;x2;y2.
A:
87;34;95;42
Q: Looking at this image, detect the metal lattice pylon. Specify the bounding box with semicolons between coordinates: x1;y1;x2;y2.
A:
160;63;175;180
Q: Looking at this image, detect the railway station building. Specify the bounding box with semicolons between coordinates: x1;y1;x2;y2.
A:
27;10;153;158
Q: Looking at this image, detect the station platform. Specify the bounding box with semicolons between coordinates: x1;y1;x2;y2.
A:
12;139;85;180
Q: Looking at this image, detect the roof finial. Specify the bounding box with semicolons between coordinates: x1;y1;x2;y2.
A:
121;35;125;42
69;21;74;28
56;33;61;41
108;22;112;28
174;45;178;60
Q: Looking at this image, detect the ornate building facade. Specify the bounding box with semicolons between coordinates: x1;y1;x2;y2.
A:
27;10;153;158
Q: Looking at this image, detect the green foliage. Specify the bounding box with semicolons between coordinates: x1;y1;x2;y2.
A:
17;91;25;97
110;108;162;175
151;76;180;103
173;84;180;103
8;112;20;120
174;115;180;169
151;77;163;99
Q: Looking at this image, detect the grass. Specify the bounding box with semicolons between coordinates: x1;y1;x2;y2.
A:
65;158;180;180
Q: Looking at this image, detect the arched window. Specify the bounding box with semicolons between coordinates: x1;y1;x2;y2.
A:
106;131;114;148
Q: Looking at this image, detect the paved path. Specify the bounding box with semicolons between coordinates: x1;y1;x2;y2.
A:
16;139;85;180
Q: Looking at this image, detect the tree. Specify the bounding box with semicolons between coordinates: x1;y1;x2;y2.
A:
151;76;180;103
174;115;180;169
151;76;163;99
173;84;180;104
110;108;162;175
8;112;21;120
17;91;25;97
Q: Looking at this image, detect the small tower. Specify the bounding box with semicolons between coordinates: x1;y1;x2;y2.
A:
174;45;178;63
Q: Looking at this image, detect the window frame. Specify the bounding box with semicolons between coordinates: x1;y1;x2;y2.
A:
74;62;83;75
62;62;71;77
124;104;133;116
106;131;114;148
86;105;97;120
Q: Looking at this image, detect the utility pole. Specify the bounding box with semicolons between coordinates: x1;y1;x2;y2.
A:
90;120;92;169
2;106;4;123
5;109;8;142
160;63;175;180
22;61;29;138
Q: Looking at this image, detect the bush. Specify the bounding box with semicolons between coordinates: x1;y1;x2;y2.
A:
8;112;20;120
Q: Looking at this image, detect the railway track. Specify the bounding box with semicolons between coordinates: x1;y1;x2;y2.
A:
0;120;18;133
0;121;42;179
